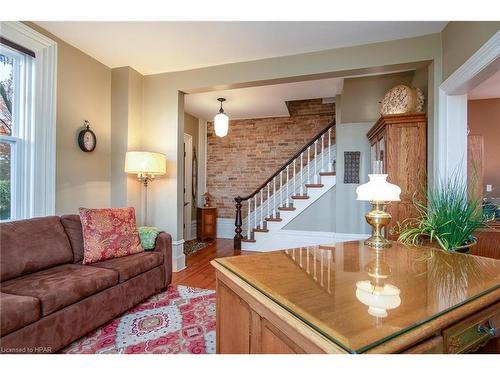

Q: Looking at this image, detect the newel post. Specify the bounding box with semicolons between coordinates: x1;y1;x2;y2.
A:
234;196;243;250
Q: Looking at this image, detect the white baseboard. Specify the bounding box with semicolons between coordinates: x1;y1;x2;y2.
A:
172;239;186;272
217;218;234;239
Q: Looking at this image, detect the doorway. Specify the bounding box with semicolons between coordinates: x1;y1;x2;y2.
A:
183;133;193;240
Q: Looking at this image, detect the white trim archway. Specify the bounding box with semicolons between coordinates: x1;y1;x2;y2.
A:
437;31;500;183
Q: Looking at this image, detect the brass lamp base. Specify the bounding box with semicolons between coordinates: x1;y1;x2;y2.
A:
364;201;392;249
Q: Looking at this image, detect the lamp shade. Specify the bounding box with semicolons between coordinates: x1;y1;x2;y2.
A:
214;112;229;137
356;280;401;318
125;151;166;175
356;174;401;202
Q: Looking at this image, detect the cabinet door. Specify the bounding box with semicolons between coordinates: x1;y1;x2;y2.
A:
216;281;251;353
260;319;306;354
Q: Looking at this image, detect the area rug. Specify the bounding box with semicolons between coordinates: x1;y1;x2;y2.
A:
61;285;216;354
184;239;211;256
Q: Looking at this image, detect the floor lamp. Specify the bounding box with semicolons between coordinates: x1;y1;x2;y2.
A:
125;151;166;226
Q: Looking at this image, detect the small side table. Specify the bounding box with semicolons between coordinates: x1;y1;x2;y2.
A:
197;207;217;241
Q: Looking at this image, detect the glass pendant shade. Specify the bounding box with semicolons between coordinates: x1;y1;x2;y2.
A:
356;174;401;202
214;112;229;137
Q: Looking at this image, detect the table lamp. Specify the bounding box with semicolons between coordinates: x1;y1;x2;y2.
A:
356;174;401;248
125;151;166;225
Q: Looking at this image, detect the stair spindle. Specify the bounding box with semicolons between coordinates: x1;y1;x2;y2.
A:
286;165;290;207
314;140;318;183
254;196;257;232
321;134;325;172
300;152;304;196
307;146;311;184
247;199;251;239
273;177;277;218
280;171;283;208
267;183;270;220
328;128;332;172
260;190;264;228
293;159;296;196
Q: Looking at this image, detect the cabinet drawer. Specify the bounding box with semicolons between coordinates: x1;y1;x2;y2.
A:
443;303;500;354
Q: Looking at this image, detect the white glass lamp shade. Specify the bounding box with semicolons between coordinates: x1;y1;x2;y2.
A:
214;112;229;137
124;151;166;175
355;280;401;318
356;174;401;202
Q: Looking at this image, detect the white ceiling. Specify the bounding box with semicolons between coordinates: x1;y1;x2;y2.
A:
35;21;447;75
469;69;500;100
185;77;344;120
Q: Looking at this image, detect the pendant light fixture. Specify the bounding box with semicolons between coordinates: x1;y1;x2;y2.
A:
214;97;229;137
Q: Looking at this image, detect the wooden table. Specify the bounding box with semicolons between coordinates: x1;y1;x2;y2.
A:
211;241;500;353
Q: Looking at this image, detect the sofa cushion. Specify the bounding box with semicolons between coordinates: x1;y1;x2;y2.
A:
0;292;41;336
1;264;119;316
0;217;74;282
90;251;163;283
61;214;85;263
79;207;144;264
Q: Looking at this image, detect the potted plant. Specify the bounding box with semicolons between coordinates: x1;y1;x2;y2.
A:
394;173;491;253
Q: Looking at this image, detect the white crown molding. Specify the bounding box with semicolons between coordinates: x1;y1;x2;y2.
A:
441;31;500;95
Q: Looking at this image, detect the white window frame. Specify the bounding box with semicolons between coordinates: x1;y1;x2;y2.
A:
0;21;57;219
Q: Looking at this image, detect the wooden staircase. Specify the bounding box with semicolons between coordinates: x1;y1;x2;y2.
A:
233;120;339;251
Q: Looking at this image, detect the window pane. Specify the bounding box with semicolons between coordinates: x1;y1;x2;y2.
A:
0;141;11;220
0;53;14;136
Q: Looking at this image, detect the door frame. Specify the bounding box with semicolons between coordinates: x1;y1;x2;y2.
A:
183;133;193;240
437;31;500;183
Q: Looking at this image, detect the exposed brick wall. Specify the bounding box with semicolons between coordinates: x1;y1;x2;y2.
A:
286;98;335;117
207;102;335;218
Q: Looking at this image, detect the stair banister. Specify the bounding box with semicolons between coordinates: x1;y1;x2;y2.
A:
233;119;335;250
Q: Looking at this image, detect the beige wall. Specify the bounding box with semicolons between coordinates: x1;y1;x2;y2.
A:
340;71;415;123
442;22;500;81
184;112;199;218
110;66;144;222
468;99;500;197
25;22;112;215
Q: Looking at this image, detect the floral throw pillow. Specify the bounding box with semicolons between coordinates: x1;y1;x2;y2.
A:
79;207;144;264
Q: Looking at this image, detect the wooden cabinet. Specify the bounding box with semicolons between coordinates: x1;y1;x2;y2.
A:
367;113;427;239
197;207;217;241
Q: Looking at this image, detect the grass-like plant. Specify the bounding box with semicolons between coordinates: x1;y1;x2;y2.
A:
395;172;489;251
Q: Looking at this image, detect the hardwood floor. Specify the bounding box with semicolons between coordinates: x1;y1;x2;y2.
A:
172;239;251;290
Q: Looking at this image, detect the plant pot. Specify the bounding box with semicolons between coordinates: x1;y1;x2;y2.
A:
451;237;478;254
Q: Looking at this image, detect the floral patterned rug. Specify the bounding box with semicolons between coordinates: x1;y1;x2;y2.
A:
61;285;216;354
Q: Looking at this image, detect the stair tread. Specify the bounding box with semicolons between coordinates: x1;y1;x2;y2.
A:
305;183;324;188
253;228;269;232
291;195;310;199
242;238;256;243
265;217;282;222
278;206;296;211
319;172;336;176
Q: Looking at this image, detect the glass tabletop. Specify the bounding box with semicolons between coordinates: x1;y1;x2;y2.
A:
216;241;500;353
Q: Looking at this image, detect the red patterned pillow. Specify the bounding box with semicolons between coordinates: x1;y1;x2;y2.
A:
79;207;144;264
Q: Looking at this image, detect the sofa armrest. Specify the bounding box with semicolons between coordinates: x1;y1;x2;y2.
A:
152;232;173;288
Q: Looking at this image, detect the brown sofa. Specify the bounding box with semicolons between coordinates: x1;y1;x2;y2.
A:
0;215;172;353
